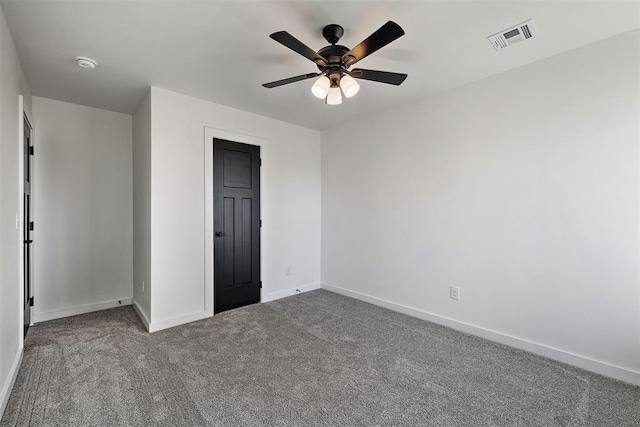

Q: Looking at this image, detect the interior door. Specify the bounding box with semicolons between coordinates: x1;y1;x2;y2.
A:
213;139;261;313
23;116;33;336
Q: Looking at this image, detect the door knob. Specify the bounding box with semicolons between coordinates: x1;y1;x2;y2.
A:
215;231;224;237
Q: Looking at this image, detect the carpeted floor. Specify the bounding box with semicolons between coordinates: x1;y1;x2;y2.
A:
1;290;638;426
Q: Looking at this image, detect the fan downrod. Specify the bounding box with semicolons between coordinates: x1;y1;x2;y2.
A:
322;24;344;45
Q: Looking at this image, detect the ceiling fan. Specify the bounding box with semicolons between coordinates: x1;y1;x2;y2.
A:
262;21;408;105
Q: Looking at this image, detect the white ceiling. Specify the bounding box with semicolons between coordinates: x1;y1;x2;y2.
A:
1;0;638;130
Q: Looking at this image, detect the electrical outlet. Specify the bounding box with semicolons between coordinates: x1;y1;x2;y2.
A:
286;267;292;276
141;280;145;293
450;286;460;301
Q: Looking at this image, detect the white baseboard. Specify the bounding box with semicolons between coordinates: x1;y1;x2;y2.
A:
0;349;23;419
132;299;150;331
321;283;640;386
33;297;132;323
262;282;321;303
144;283;321;333
148;310;210;333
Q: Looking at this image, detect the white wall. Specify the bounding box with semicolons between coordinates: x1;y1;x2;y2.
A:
0;4;31;416
147;87;321;329
132;90;151;325
321;30;640;384
32;97;133;321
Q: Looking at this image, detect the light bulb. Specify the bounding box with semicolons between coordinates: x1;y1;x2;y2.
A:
326;86;342;105
311;76;330;99
340;74;360;98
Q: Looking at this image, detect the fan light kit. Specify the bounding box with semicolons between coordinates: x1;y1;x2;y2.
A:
263;22;408;105
75;56;97;69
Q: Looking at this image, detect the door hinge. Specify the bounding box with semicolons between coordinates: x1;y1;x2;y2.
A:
29;221;34;231
28;146;34;155
259;158;262;166
259;281;262;289
259;219;262;227
29;297;34;307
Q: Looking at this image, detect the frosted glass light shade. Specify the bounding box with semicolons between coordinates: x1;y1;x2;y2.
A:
326;86;342;105
340;74;360;98
311;76;330;99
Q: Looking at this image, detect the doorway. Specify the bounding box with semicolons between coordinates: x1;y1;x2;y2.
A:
213;138;261;313
23;115;33;336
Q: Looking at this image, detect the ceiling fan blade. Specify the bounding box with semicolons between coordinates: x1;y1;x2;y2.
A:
270;31;327;66
342;21;405;67
262;73;321;88
350;69;407;85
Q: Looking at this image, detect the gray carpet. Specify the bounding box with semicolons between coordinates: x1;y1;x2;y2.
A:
1;290;638;426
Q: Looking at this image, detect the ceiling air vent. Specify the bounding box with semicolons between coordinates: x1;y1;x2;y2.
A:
488;19;537;51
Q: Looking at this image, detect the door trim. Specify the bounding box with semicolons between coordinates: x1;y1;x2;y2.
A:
18;95;34;348
204;127;266;316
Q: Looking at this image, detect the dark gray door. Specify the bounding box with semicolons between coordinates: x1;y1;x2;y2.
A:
23;116;33;336
213;139;261;313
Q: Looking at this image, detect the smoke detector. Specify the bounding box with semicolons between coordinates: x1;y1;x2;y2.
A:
488;19;537;51
75;56;97;69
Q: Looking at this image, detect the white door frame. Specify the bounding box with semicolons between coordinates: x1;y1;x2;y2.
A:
204;127;267;315
18;95;35;348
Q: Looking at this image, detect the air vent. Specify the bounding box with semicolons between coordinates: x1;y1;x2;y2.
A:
488;19;537;51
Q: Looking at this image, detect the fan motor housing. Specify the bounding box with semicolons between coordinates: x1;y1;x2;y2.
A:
317;45;349;71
